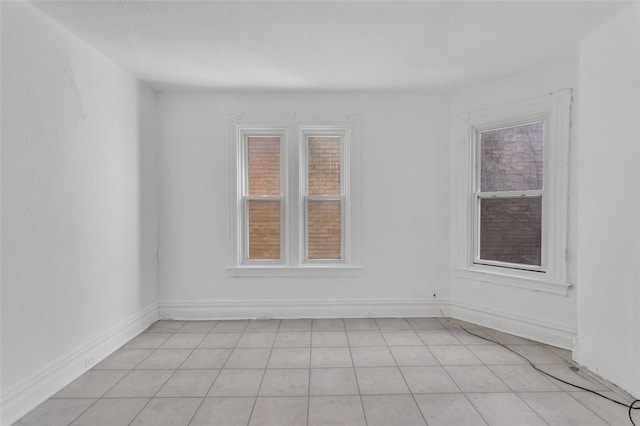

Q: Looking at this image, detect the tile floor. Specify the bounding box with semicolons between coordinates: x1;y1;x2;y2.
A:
15;318;637;425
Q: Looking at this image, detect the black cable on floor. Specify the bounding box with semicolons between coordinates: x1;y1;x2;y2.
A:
447;319;640;426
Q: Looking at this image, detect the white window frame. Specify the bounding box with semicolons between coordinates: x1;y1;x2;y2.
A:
300;127;349;265
239;128;288;265
455;90;572;295
473;121;545;272
227;113;361;277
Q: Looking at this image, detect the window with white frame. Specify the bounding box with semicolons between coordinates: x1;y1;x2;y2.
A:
456;90;572;293
228;115;360;276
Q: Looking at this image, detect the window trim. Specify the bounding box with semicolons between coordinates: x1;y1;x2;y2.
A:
455;90;572;295
228;113;361;277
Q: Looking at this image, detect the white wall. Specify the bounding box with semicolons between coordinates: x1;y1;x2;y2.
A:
449;52;580;348
575;3;640;398
157;91;450;318
1;3;158;423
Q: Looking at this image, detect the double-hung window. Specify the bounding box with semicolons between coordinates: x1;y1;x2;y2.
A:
475;122;544;270
229;114;360;276
456;90;572;294
243;132;285;262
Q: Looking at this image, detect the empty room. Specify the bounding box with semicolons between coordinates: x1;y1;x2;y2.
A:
2;1;639;425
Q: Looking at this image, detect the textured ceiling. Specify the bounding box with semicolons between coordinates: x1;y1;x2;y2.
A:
33;1;631;91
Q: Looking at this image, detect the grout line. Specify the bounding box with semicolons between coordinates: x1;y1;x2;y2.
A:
244;319;281;426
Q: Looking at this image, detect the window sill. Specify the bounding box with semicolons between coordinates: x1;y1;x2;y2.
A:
226;265;362;277
454;265;572;296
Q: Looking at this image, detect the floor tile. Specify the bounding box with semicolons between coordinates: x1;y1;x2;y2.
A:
488;364;561;392
312;331;349;347
279;319;312;331
259;368;309;396
93;349;152;370
347;330;386;346
484;330;537;345
519;391;608;425
224;348;271;368
376;318;413;330
344;318;378;330
53;370;128;398
198;332;242;348
445;366;510;392
450;329;495;345
312;318;345;330
19;318;630;426
442;319;485;331
124;333;172;349
274;331;311;348
351;346;396;367
104;370;173;397
467;393;547;426
180;348;231;369
408;318;445;330
159;333;206;349
361;394;426;426
355;367;409;394
508;344;566;364
190;397;255;426
310;368;359;395
539;364;610;391
175;321;217;334
545;345;573;362
268;347;310;368
249;396;308;426
207;369;264;397
15;399;95;426
416;330;462;345
246;319;281;332
135;349;192;369
213;320;249;331
429;345;482;365
130;397;201;426
236;332;277;348
308;396;366;426
381;330;423;346
146;321;185;333
467;344;527;365
400;366;460;393
156;369;218;397
390;346;439;366
414;394;487;426
570;391;634;425
311;347;353;367
70;398;148;426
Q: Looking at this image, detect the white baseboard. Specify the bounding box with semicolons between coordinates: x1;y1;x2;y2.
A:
449;300;576;349
1;303;158;426
158;298;450;320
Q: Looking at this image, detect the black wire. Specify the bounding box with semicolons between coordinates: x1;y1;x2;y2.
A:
447;319;640;426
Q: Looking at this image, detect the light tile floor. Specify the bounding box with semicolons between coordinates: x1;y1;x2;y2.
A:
15;318;637;426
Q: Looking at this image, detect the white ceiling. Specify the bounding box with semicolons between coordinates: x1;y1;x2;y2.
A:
33;1;630;91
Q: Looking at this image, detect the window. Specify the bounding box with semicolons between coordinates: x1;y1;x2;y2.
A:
455;90;572;294
476;122;544;270
228;114;360;276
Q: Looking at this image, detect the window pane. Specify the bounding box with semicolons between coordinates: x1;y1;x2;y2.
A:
307;136;341;196
248;137;280;195
307;200;341;260
248;200;281;260
480;123;543;192
480;197;541;266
